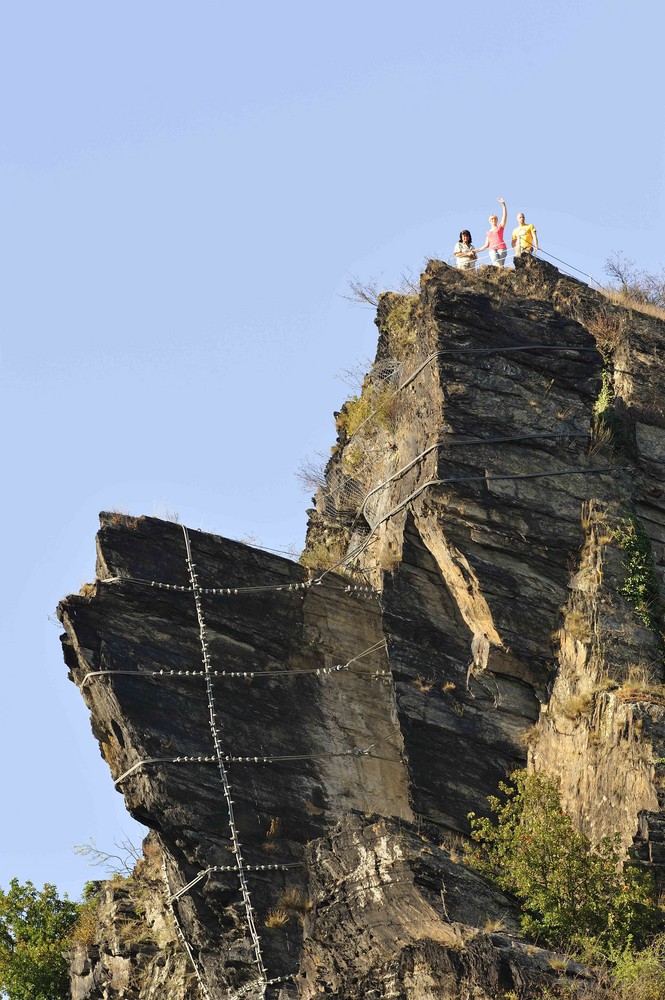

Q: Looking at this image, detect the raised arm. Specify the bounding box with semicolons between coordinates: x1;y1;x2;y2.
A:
498;197;507;229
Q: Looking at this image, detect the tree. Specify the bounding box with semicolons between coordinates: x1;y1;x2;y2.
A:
467;770;660;952
604;252;665;309
0;879;80;1000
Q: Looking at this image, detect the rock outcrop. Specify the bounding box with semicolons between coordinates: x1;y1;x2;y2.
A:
58;256;665;998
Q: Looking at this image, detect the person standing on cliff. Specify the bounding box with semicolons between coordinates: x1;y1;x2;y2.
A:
511;211;538;256
475;198;508;266
454;230;477;270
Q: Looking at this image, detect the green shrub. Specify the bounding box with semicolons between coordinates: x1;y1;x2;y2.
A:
467;770;660;952
611;935;665;998
614;515;661;633
337;383;398;438
299;537;347;571
592;363;623;449
593;366;615;420
385;295;419;347
69;882;101;948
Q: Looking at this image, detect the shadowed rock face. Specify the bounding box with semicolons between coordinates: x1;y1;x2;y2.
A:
59;256;665;999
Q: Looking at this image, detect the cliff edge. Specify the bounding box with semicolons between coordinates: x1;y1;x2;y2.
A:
59;256;665;999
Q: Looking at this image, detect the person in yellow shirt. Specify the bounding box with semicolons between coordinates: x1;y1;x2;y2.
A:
511;212;538;256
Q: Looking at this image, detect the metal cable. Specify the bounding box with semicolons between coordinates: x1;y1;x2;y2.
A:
114;744;402;787
81;640;389;689
97;574;375;598
314;465;620;583
345;342;597;444
231;974;296;1000
169;863;305;903
160;855;212;1000
182;525;268;985
355;431;589;527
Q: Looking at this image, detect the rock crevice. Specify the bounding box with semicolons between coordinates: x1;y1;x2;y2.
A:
59;256;665;998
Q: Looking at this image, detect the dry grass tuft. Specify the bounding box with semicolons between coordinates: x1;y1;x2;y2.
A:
560;692;594;720
615;684;665;707
264;908;290;928
304;800;325;816
565;607;592;643
599;287;665;322
107;510;141;530
589;413;615;454
411;676;434;693
584;307;628;352
262;816;282;850
483;916;506;934
265;816;281;840
279;888;313;915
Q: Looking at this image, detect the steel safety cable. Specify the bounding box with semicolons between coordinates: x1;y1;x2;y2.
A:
113;745;403;787
169;862;305;904
313;464;620;584
345;342;598;443
113;725;404;787
97;574;375;599
354;431;589;527
182;525;269;986
160;856;212;1000
534;247;607;287
396;343;597;395
81;639;389;689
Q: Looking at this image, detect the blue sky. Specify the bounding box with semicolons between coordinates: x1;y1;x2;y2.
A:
1;0;664;900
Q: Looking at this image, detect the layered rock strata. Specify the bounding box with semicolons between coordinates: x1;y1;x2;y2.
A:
59;256;665;998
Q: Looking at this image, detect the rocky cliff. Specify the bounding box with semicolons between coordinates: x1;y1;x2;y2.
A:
58;256;665;999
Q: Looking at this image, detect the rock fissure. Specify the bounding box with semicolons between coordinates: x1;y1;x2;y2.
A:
60;256;665;998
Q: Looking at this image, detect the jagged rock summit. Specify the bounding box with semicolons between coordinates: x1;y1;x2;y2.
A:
59;256;665;999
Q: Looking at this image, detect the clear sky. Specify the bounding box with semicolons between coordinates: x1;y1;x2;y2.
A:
1;0;664;901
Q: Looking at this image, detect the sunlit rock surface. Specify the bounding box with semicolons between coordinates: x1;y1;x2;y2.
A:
59;256;665;999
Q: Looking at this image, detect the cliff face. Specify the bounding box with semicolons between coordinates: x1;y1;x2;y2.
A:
59;256;665;999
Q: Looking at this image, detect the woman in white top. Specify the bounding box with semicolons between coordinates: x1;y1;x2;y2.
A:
454;230;476;270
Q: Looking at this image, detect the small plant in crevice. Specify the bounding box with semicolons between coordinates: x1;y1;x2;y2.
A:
483;916;506;934
614;514;662;635
264;907;290;929
411;675;434;693
262;816;281;851
559;691;594;720
278;887;313;916
590;361;624;455
564;607;593;644
69;883;101;948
